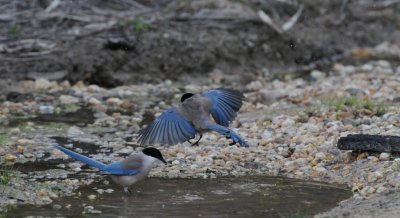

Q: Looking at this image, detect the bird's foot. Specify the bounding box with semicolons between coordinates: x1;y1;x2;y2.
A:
187;139;199;146
228;132;249;147
187;134;202;146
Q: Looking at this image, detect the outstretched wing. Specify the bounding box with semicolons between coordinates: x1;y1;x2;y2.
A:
201;88;244;127
138;107;196;145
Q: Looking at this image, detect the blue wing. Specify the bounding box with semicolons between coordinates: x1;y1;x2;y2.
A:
101;162;139;175
201;88;244;127
53;144;106;169
138;107;196;145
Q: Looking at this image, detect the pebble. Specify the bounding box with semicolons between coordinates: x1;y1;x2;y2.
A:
67;126;85;136
52;204;62;210
16;145;25;153
245;81;263;91
104;189;114;193
4;154;17;162
59;95;80;104
83;206;102;214
261;128;273;139
88;97;102;105
379;152;390;161
87;195;97;200
39;105;54;114
259;89;285;104
10;128;20;135
310;70;325;80
34;78;52;90
17;139;34;145
106;97;122;106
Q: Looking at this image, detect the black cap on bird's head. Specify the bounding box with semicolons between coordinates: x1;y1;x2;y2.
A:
142;147;167;164
181;93;194;102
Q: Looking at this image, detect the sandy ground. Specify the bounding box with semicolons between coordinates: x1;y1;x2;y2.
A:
317;191;400;218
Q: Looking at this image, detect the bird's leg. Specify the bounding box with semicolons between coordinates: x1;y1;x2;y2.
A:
188;133;203;146
124;187;131;196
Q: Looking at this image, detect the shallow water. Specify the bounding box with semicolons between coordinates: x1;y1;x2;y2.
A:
8;176;351;218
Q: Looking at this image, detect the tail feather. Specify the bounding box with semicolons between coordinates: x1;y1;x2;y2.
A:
52;144;106;169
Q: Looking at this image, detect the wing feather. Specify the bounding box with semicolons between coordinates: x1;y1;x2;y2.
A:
201;88;244;127
138;107;196;145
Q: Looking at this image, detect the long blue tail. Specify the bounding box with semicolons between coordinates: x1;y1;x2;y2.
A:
206;124;249;147
52;144;106;169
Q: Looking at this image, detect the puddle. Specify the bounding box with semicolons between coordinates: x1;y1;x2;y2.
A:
51;136;107;155
3;108;95;128
7;177;352;217
34;108;95;127
13;160;64;174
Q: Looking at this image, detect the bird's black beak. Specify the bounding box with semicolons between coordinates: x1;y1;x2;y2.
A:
160;157;167;165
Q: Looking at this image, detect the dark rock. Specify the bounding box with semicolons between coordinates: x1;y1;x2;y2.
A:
338;134;400;152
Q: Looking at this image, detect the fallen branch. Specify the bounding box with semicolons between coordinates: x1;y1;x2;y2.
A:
259;4;304;34
258;10;283;34
337;134;400;152
282;4;304;31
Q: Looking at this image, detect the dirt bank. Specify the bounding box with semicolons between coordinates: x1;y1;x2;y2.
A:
1;0;400;87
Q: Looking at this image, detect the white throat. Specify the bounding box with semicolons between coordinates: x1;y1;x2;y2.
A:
141;153;158;170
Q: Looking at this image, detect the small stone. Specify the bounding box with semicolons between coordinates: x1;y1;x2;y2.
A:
39;105;54;114
83;205;102;214
304;123;319;133
59;80;71;88
115;146;133;154
5;154;17;162
261;128;273;139
16;145;24;153
245;81;263;91
359;186;376;196
172;160;180;165
356;152;367;160
67;126;85;136
88;97;102;105
345;88;366;97
104;188;114;194
376;186;388;194
10;128;20;135
53;204;62;210
87;84;103;92
120;100;133;109
20;80;35;90
59;95;80;104
35;78;52;90
379;152;390;161
88;195;97;200
259;89;285;104
104;189;114;193
17;139;34;145
73;81;85;88
310;70;325;80
106;98;122;106
314;152;326;161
